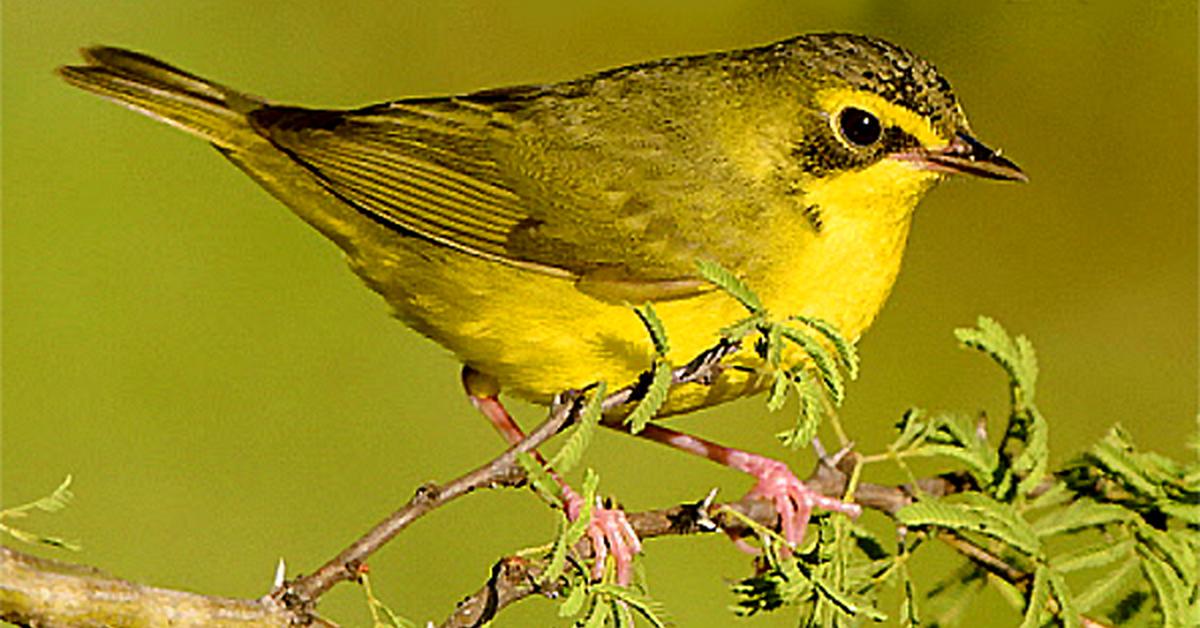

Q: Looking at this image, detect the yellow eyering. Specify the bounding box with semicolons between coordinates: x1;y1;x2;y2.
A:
817;87;952;149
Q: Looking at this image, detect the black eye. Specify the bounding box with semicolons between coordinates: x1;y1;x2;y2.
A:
838;107;882;147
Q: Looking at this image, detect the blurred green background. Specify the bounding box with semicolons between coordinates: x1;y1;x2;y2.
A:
3;1;1196;626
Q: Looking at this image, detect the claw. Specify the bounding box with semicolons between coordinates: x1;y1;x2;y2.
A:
462;375;644;584
567;493;641;584
743;457;861;548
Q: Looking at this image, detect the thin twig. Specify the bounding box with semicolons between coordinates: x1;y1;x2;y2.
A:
274;393;582;616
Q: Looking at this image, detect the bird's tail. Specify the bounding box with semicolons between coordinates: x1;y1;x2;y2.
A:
58;47;263;150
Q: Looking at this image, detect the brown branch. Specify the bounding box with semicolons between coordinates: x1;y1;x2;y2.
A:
0;455;1104;628
0;545;307;627
439;453;1108;628
440;452;975;627
935;529;1029;585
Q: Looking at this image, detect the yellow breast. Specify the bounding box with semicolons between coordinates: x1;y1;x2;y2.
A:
358;158;939;416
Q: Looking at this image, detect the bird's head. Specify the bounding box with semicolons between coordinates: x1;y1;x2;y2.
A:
776;33;1025;223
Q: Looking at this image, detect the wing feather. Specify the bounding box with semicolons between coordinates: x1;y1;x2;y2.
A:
245;79;783;299
248;100;550;270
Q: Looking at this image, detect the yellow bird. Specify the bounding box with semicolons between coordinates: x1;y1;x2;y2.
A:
60;33;1024;582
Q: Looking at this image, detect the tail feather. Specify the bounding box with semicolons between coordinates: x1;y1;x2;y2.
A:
58;47;262;149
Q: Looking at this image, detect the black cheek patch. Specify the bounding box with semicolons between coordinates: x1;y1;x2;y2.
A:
790;130;869;178
880;127;922;156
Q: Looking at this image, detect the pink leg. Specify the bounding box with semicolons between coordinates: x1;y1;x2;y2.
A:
462;367;641;584
629;423;861;548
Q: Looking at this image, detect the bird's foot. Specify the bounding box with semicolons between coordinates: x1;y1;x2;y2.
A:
564;490;641;585
742;456;861;548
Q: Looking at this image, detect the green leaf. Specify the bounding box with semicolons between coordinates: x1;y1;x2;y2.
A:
12;475;74;515
634;304;670;357
1014;334;1040;403
1050;538;1135;573
625;361;672;435
1135;522;1197;591
559;582;588;617
766;370;790;412
954;316;1038;404
779;325;844;405
1138;544;1190;627
811;576;886;621
592;584;671;628
696;258;764;313
790;315;861;379
551;382;607;475
612;597;636;627
1073;558;1138;613
545;471;600;585
898;559;919;627
1032;499;1134;537
991;574;1027;611
1018;565;1052;628
0;526;80;551
543;518;574;586
776;374;823;449
1013;407;1050;498
516;451;563;506
1047;568;1081;628
581;598;612;628
720;314;762;341
904;413;997;488
896;494;1042;557
1024;481;1073;513
1088;426;1165;499
765;322;783;367
889;408;927;451
729;541;816;616
1160;501;1200;525
0;475;81;551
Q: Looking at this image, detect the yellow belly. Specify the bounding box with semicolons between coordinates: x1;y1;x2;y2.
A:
348;190;916;416
235;138;932;416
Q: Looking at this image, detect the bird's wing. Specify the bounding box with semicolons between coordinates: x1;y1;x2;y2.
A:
248;90;763;301
247;99;557;271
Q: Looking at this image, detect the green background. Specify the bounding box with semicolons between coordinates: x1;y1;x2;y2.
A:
4;1;1196;626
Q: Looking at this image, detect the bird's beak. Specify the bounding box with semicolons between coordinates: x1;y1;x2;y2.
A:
894;131;1028;182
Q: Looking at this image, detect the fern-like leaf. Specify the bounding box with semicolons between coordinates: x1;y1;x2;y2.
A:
696;259;764;314
779;325;845;405
634;304;670;357
1074;558;1139;613
592;584;672;628
1017;565;1052;628
766;370;790;412
1032;498;1134;537
551;382;607;475
791;315;861;379
955;316;1038;404
1137;544;1191;627
777;374;823;449
896;495;1042;557
1050;538;1135;573
625;361;672;434
516;451;563;506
